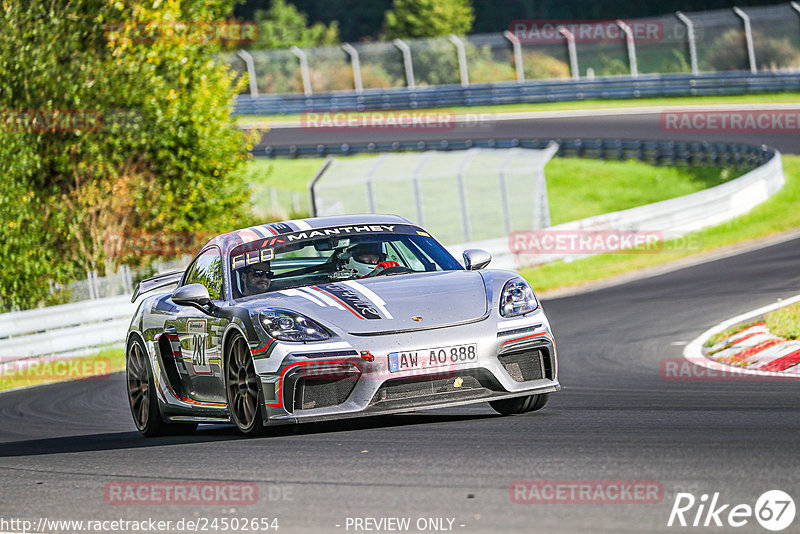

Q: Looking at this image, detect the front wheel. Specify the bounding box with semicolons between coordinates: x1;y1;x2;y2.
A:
126;337;196;437
489;393;549;415
225;334;267;436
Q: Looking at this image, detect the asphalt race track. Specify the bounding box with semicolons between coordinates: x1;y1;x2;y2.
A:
256;110;800;155
2;110;800;533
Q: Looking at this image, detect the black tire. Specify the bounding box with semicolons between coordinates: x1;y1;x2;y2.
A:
225;334;267;436
489;393;550;415
126;337;197;437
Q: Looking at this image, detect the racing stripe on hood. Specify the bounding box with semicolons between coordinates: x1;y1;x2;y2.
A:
313;283;383;320
341;280;394;319
279;288;326;307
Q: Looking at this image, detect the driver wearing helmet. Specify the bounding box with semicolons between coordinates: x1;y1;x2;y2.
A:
346;242;399;278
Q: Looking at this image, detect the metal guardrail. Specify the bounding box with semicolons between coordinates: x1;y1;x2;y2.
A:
0;296;136;363
234;72;800;115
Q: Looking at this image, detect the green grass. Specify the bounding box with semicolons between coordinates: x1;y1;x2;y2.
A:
766;302;800;340
0;347;124;391
244;156;738;226
520;155;800;293
704;321;763;348
235;92;800;125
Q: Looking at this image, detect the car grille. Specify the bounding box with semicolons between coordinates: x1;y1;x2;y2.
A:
369;369;502;409
293;375;358;411
498;348;550;382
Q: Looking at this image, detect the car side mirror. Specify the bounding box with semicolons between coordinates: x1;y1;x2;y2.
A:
463;249;491;270
172;283;214;313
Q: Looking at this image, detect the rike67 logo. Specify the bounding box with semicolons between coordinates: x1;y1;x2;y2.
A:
668;490;795;531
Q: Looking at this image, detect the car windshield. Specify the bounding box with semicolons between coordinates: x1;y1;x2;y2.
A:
229;224;463;299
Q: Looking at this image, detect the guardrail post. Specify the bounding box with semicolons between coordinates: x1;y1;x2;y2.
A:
616;20;639;78
236;50;259;97
733;7;757;74
290;46;313;96
342;43;364;93
448;35;470;87
392;39;416;89
675;12;699;75
503;30;525;82
558;26;580;80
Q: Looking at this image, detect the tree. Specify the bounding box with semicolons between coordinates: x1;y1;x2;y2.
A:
383;0;474;39
251;0;340;49
0;0;254;311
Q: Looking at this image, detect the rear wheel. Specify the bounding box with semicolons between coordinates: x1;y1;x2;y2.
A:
225;334;267;436
126;337;197;437
489;393;549;415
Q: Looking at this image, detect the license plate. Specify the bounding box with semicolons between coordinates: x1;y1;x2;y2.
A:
388;343;477;373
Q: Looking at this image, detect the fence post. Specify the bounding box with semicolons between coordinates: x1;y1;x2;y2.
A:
342;43;364;93
733;7;757;74
309;157;334;217
498;149;517;236
448;35;470;87
290;46;313;96
503;30;525;82
411;152;434;226
558;26;580;80
456;150;478;242
675;12;699;75
392;39;416;89
236;50;259;97
616;20;639;78
364;154;388;213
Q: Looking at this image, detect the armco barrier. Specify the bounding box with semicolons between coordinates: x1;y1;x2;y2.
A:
234;72;800;115
0;296;136;363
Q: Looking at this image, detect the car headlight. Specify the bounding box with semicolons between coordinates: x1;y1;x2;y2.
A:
500;278;540;317
260;310;330;342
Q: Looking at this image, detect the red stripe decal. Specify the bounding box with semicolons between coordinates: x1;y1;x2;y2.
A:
309;286;366;320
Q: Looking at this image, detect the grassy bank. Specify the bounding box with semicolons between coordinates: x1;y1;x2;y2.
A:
0;348;125;392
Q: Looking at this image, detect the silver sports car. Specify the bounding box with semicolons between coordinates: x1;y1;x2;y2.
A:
125;215;559;436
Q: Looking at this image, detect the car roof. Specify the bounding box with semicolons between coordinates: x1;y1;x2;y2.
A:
203;214;417;254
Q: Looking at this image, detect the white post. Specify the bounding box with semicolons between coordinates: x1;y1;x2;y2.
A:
448;34;470;87
236;50;259;97
733;7;757;73
456;150;478;242
558;26;580;80
342;43;363;93
503;30;525;82
616;20;639;78
675;12;699;75
392;39;416;89
411;152;433;226
290;46;312;96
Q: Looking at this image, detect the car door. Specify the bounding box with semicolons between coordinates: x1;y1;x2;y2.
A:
168;246;229;404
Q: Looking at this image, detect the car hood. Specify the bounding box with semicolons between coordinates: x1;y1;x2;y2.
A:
244;271;489;334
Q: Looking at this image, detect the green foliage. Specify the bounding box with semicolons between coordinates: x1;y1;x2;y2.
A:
383;0;474;39
0;0;254;311
522;53;571;79
251;0;340;50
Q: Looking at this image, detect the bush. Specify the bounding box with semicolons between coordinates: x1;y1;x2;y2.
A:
0;0;254;311
522;53;571;79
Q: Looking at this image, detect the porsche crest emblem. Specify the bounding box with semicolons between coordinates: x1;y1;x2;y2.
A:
412;316;423;322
